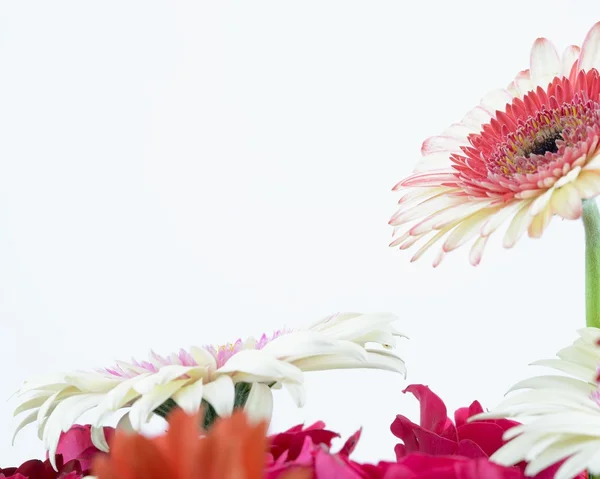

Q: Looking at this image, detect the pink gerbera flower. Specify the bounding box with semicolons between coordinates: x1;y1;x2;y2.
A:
390;22;600;266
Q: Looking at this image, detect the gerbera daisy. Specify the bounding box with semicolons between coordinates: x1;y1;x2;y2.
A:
13;312;406;469
472;327;600;479
390;22;600;266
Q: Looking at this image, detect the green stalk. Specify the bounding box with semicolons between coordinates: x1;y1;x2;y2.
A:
583;199;600;329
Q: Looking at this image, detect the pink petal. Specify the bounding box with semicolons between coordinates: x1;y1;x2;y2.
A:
579;21;600;72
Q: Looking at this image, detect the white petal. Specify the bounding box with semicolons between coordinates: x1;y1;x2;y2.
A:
44;394;104;470
91;425;110;453
503;201;533;248
243;383;273;424
133;365;201;395
216;349;304;384
561;45;581;77
202;375;235;418
262;330;366;363
530;38;560;87
172;378;204;414
14;396;52;417
128;379;189;430
189;346;217;369
12;411;38;445
578;22;600;72
283;382;306;408
531;358;595;383
480;89;512;113
64;373;120;392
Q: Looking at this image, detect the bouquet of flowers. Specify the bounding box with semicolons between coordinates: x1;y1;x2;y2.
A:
5;20;600;479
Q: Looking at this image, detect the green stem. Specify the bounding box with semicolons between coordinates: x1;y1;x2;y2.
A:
583;199;600;329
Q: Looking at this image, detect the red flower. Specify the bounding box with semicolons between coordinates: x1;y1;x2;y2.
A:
0;457;82;479
390;384;587;479
50;425;114;474
266;422;366;478
363;455;529;479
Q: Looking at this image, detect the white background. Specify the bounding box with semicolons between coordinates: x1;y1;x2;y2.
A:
1;0;599;467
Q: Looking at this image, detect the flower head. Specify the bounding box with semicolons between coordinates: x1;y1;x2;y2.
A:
13;312;406;469
93;408;270;479
473;327;600;479
51;425;114;475
390;384;581;478
390;22;600;266
266;422;365;479
0;457;82;479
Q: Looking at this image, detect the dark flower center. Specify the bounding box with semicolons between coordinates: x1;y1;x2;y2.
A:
525;132;562;157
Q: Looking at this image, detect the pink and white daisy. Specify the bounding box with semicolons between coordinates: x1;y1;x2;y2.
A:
390;22;600;266
12;312;406;469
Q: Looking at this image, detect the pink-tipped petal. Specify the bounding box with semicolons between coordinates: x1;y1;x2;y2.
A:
389;194;466;227
561;45;581;78
579;22;600;72
469;236;489;266
421;136;467;156
530;38;560;88
480;89;513;113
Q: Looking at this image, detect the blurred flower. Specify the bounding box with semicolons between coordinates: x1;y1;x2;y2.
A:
14;313;406;469
266;422;366;478
474;327;600;479
363;455;534;479
0;457;82;479
391;384;584;478
93;408;270;479
267;421;341;463
50;425;114;475
390;21;600;266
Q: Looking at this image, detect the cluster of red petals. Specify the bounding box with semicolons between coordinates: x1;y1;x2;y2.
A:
1;425;112;479
453;70;600;198
267;422;364;478
390;384;588;479
0;456;82;479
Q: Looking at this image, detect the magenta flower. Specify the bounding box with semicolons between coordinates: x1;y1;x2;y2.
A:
50;425;114;475
391;384;586;478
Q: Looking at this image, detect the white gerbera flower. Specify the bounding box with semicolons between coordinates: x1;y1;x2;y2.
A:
474;327;600;479
13;312;406;469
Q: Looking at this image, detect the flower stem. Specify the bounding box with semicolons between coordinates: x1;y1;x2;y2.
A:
583;199;600;329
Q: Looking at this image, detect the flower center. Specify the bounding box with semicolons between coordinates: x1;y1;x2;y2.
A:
481;98;600;180
526;131;562;157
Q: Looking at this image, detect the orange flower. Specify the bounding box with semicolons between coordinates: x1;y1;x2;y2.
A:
93;409;310;479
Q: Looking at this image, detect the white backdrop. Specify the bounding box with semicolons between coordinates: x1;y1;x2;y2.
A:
1;0;598;466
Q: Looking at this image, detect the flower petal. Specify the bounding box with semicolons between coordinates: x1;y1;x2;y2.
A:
172;378;205;414
578;22;600;72
530;38;560;88
243;383;273;424
202;375;235;418
128;379;189;430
